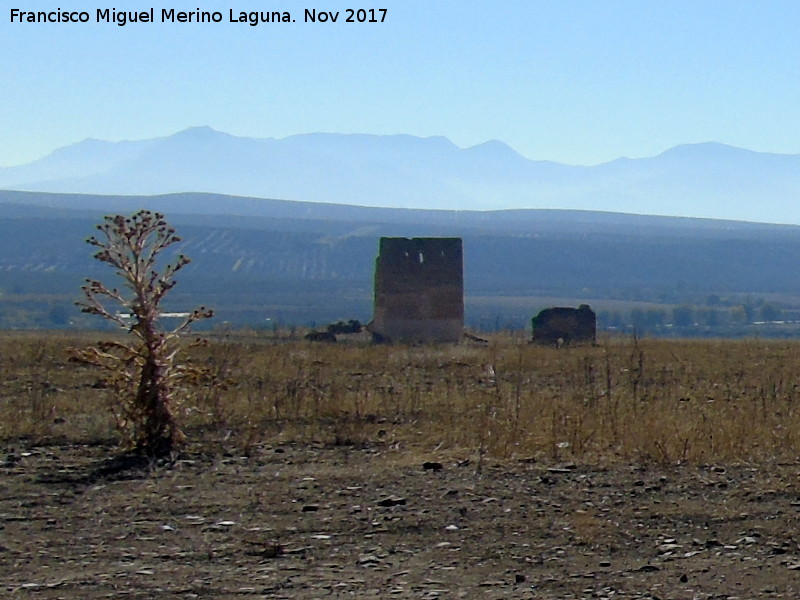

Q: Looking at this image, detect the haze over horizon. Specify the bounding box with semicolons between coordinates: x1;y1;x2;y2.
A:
4;125;796;169
4;126;800;225
2;1;800;170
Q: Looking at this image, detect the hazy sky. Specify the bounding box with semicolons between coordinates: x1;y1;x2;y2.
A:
2;1;799;167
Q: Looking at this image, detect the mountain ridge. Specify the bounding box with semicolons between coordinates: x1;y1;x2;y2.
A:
2;128;800;223
2;189;794;233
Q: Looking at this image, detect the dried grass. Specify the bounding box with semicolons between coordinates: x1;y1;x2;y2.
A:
3;331;800;465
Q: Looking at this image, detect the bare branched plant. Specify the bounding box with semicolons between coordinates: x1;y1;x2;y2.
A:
71;210;213;456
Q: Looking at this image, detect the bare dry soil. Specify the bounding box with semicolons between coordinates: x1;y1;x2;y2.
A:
3;442;800;599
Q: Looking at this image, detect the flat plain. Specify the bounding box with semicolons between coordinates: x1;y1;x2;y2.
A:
3;332;800;599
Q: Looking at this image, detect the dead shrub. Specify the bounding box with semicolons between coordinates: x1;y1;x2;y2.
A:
70;210;213;456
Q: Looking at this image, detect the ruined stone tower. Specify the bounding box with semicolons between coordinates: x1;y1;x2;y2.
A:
371;237;464;343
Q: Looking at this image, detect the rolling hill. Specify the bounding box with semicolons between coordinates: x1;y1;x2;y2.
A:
4;189;800;335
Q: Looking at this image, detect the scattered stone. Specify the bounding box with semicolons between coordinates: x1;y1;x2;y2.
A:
637;565;660;572
377;496;407;507
738;536;759;545
245;541;284;559
6;435;800;598
547;467;575;474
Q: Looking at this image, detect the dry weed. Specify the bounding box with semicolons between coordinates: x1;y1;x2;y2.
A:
3;333;800;465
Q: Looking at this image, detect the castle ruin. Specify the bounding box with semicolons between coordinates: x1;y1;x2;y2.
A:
531;304;596;346
371;237;464;343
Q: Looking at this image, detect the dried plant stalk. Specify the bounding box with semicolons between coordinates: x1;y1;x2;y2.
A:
72;210;213;456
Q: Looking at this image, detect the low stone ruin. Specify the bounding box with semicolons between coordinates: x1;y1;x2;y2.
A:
531;304;596;346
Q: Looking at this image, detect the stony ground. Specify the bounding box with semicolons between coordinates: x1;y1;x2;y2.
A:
3;442;800;599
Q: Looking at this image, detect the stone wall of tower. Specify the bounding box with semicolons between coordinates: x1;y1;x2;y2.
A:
372;237;464;343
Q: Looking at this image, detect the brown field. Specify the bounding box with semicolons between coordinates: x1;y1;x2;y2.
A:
3;331;800;598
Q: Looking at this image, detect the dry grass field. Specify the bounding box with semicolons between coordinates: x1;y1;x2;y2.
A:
5;331;800;464
3;331;800;598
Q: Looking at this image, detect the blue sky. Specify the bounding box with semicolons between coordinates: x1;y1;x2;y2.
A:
2;1;799;167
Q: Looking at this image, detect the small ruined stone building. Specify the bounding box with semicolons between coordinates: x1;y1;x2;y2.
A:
371;237;464;343
531;304;596;346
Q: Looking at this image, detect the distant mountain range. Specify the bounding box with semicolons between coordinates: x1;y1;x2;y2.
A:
2;127;800;224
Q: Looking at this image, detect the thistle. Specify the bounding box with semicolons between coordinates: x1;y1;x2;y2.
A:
72;210;213;456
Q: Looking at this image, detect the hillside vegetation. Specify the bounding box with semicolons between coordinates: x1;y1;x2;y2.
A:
5;191;800;335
